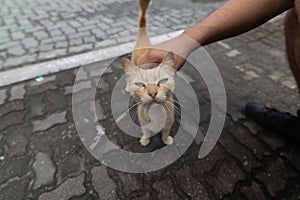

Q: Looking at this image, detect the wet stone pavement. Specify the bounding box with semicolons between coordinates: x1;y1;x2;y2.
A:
0;18;300;200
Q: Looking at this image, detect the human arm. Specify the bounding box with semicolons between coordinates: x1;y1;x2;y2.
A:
140;0;295;70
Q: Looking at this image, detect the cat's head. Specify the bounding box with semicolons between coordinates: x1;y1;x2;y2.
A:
122;52;175;105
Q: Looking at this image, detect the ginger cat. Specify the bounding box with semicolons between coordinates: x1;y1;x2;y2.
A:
122;0;175;146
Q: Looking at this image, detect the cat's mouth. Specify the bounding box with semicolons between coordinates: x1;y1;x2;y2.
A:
150;100;158;105
149;99;164;106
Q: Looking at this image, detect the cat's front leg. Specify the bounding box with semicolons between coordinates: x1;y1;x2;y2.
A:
161;126;173;145
140;127;151;146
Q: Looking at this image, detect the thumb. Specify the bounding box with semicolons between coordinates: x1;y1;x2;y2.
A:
139;63;158;69
139;53;154;65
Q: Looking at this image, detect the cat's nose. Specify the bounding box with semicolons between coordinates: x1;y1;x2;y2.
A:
148;91;157;99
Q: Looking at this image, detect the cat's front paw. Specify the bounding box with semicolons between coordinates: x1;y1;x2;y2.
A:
140;138;150;146
162;136;173;145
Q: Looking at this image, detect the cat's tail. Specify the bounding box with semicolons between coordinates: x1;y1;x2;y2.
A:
132;0;152;65
138;0;151;28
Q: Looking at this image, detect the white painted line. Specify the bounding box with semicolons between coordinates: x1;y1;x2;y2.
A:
0;30;183;87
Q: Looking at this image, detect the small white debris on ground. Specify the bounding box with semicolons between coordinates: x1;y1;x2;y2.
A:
89;125;106;150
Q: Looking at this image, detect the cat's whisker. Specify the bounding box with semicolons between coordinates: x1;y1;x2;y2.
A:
168;102;181;116
168;99;186;112
173;105;182;116
115;102;139;130
165;100;181;116
169;98;181;106
162;102;171;113
127;109;138;132
128;102;139;111
132;109;138;120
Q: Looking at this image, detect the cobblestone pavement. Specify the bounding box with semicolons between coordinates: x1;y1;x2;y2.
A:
0;0;225;71
0;15;300;199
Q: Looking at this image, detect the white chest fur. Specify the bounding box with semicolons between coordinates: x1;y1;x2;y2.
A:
146;103;167;133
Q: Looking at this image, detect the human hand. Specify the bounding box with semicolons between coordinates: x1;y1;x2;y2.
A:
139;33;200;71
139;48;186;70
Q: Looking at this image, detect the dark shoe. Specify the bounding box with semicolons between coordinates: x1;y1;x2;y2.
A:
245;102;300;143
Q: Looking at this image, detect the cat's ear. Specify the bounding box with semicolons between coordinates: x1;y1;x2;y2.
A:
161;51;174;67
122;58;136;72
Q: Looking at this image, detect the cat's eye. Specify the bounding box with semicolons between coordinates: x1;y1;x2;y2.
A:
157;78;168;86
135;82;145;87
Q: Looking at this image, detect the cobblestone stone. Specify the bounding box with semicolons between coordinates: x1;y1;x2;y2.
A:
91;166;117;199
39;38;53;45
69;38;83;46
219;127;262;172
0;155;31;183
11;31;25;40
22;38;39;48
49;29;63;37
0;89;7;105
68;21;82;28
27;95;45;117
231;127;270;159
93;99;106;121
0;173;32;200
96;22;110;30
51;35;67;43
5;128;28;157
56;71;75;86
72;81;91;93
9;84;25;101
0;111;26;131
240;181;267;200
38;174;85;200
0;101;25;117
91;29;106;39
33;111;67;132
243;120;262;135
69;43;93;54
33;152;56;189
172;164;210;200
117;171;143;196
0;41;20;51
207;161;245;198
61;27;76;35
37;52;55;60
153;176;182;200
34;31;49;40
77;25;97;33
3;58;23;68
38;49;67;60
280;148;300;170
19;54;37;63
259;131;285;150
256;158;297;197
7;46;26;56
83;36;96;44
39;44;54;52
55;41;68;48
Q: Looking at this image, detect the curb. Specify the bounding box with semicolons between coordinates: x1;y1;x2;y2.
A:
0;30;183;87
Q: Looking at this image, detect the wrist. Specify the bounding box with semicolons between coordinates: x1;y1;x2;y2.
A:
183;25;210;46
173;33;200;57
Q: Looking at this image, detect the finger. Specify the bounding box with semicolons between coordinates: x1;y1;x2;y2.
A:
139;55;157;65
173;57;186;71
139;63;159;69
139;56;148;65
